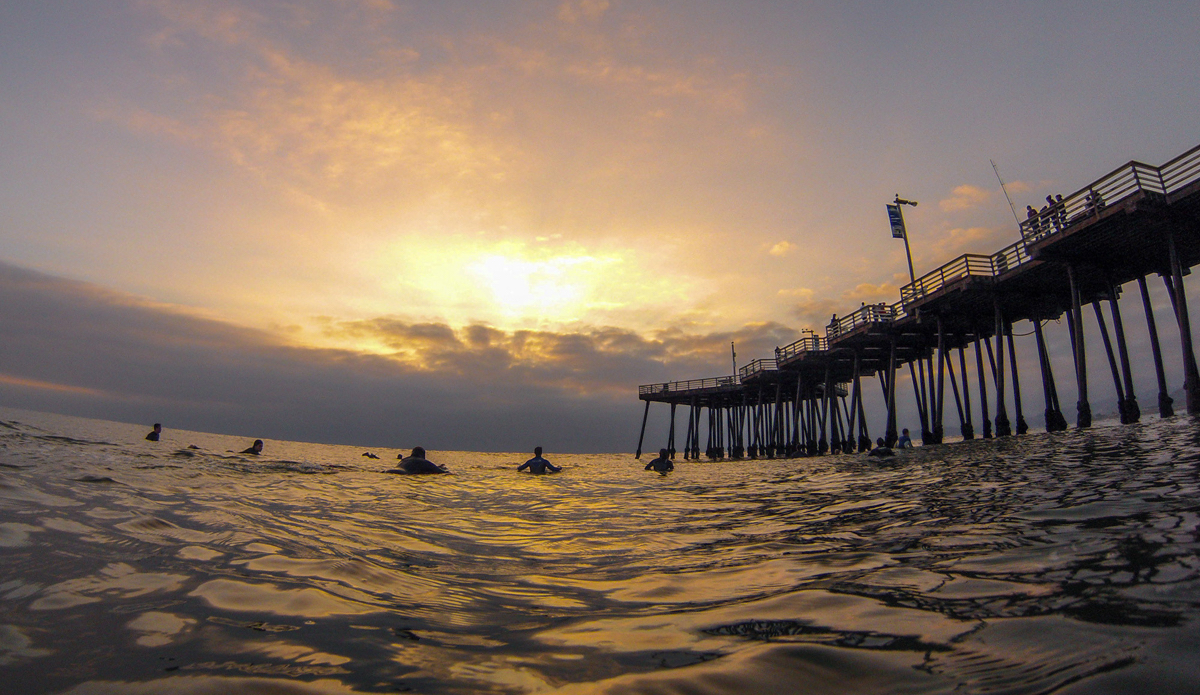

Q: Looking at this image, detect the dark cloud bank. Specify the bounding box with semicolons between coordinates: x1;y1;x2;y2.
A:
0;261;797;453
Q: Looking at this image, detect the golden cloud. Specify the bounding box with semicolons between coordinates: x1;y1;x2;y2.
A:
939;184;993;212
0;374;104;397
768;241;796;257
843;282;897;303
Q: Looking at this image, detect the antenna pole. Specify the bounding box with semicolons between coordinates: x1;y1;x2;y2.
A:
991;159;1022;229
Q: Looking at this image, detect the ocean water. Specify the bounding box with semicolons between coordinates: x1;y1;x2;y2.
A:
2;407;1200;694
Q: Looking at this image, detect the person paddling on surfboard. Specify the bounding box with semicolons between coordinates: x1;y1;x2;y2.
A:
517;446;561;474
390;447;448;474
240;439;264;455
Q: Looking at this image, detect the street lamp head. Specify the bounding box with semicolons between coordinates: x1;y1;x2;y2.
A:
893;195;918;207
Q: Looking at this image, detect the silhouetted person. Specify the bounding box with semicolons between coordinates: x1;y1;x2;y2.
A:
645;448;674;472
869;437;894;457
393;447;447;474
145;423;162;442
518;446;561;474
362;452;380;459
897;428;913;449
240;439;264;455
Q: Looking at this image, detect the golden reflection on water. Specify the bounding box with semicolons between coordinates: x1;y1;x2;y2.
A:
188;579;379;618
3;411;1200;693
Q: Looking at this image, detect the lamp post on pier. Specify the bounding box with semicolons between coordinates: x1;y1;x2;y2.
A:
887;194;919;284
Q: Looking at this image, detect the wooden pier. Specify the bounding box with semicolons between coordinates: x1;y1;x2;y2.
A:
636;143;1200;459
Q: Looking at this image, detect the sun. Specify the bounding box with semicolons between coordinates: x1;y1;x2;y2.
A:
468;253;591;322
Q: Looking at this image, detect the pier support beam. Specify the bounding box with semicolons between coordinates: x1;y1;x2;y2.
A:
909;360;928;443
958;345;975;439
1168;234;1200;413
1107;282;1140;423
1067;265;1092;428
683;401;695;460
885;338;899;447
934;318;946;444
974;334;993;438
819;367;832;454
916;348;933;445
1138;275;1174;418
993;301;1011;437
1092;300;1127;423
945;337;968;439
1006;323;1028;434
635;400;650;458
1033;318;1067;431
667;403;677;458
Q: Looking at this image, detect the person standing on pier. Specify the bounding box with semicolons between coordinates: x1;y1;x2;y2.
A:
518;446;561;474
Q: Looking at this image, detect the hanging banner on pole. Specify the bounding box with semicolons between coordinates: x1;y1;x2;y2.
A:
886;204;906;239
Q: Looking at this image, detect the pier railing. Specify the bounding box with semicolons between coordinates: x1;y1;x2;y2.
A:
776;334;827;362
1162;143;1200;198
739;358;778;380
991;237;1036;276
900;254;994;304
898;234;1040;306
1020;143;1200;242
828;302;900;340
638;375;739;397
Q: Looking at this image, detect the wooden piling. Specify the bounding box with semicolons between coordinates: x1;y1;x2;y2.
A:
1006;324;1028;434
1067;265;1092;428
1107;283;1139;423
974;334;993;438
1168;234;1200;413
958;345;975;439
1137;275;1173;418
1092;301;1127;422
635;400;650;458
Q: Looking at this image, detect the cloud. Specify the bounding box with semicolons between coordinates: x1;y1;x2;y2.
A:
842;283;896;303
117;0;757;217
0;375;103;397
939;184;993;212
768;241;795;257
927;226;1013;261
0;261;802;452
557;0;611;24
778;288;840;333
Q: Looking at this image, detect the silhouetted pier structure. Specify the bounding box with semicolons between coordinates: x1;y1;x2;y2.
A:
636;142;1200;459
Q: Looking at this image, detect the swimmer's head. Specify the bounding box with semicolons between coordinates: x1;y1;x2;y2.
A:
411;446;426;459
534;446;543;456
877;437;885;446
659;448;669;458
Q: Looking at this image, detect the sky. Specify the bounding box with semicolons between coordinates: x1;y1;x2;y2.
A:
0;1;1198;452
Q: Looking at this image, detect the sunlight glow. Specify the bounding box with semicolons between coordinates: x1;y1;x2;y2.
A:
469;253;595;321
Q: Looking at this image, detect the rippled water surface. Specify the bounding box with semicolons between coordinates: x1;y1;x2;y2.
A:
3;407;1200;694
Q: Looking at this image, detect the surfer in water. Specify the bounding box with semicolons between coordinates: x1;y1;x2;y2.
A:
145;423;162;441
390;447;448;474
240;439;264;455
644;448;674;472
517;446;561;474
868;437;894;457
